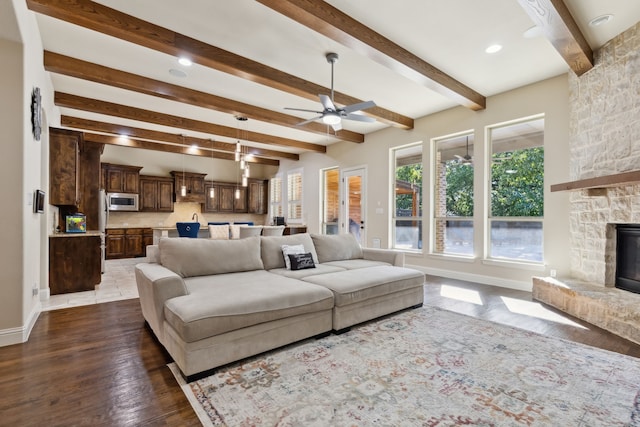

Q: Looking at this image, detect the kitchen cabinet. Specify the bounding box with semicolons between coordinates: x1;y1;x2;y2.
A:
216;183;247;213
248;179;268;214
171;171;207;203
50;128;103;231
49;235;101;294
139;175;174;212
49;128;81;206
202;183;220;212
102;163;142;194
106;227;152;259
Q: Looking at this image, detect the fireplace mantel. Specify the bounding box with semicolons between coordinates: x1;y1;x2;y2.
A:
550;170;640;192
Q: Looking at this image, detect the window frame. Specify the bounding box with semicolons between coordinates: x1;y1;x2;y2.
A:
485;115;545;264
430;131;475;258
286;168;304;224
391;142;424;252
269;173;283;220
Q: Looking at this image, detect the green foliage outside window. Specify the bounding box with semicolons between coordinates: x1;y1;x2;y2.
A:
395;164;423;211
491;147;544;217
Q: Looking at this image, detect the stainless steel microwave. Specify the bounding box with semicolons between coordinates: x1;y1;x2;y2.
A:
107;192;139;211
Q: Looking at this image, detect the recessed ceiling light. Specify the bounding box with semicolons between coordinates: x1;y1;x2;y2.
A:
485;44;503;54
178;57;193;67
589;14;613;27
523;25;543;39
169;68;187;78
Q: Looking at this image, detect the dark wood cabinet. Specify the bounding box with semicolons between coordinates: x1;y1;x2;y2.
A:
50;128;103;231
248;179;268;214
139;175;174;212
49;235;101;295
171;171;207;203
203;180;263;214
106;228;151;259
214;184;247;213
284;226;308;235
101;163;142;194
202;183;220;212
105;228;125;259
143;228;154;251
49;129;81;206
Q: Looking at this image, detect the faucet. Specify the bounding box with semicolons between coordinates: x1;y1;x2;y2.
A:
192;212;199;222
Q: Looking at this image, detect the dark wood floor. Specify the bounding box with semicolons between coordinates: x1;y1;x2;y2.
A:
1;276;639;426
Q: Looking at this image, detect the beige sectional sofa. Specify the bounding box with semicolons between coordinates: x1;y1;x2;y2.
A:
135;233;425;380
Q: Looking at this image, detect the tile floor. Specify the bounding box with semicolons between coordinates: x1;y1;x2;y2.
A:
42;258;142;311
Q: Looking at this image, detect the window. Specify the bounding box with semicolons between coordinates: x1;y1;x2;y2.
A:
392;143;423;250
269;174;283;219
488;117;544;262
321;168;339;234
432;133;474;256
287;169;303;223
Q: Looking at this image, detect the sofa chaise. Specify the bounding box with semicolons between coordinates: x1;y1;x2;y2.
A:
135;233;425;380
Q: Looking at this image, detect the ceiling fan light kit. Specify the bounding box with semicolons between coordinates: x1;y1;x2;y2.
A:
285;52;376;132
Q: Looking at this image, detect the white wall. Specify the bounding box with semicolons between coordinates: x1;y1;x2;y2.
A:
0;0;57;346
277;75;571;290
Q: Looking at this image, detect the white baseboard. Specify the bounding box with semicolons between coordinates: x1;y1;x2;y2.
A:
408;264;533;292
0;303;41;347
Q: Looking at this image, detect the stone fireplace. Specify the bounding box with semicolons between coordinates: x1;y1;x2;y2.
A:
532;22;640;345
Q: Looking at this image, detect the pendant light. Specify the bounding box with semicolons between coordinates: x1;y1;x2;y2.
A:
242;173;248;187
180;134;187;197
209;139;215;199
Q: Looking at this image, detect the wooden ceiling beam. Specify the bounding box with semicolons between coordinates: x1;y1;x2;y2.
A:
54;92;326;153
45;51;364;144
82;132;280;166
516;0;593;76
61;116;299;161
257;0;486;111
27;0;413;129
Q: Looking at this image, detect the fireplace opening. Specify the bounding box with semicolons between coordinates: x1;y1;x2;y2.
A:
616;224;640;293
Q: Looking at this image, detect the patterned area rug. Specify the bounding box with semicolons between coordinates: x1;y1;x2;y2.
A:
171;306;640;426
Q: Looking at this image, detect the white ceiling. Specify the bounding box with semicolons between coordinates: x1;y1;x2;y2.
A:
32;0;640;156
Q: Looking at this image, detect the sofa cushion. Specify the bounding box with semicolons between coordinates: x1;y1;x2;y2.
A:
261;234;319;270
311;233;363;263
268;264;346;279
164;270;334;342
322;259;391;270
301;265;425;307
159;236;263;278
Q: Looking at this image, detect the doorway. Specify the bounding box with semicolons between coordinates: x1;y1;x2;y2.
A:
342;167;366;245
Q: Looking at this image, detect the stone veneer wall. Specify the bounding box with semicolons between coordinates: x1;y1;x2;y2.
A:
568;21;640;285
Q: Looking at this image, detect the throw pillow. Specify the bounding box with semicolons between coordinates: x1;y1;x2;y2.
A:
208;224;229;240
281;244;305;270
230;224;241;240
288;252;316;271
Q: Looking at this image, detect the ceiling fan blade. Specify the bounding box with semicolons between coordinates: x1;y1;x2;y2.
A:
331;121;342;132
343;113;376;123
342;100;376;114
454;154;464;160
296;116;323;126
319;94;336;111
285;107;323;114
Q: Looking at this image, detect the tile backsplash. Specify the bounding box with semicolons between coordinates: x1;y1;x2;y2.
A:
106;202;268;228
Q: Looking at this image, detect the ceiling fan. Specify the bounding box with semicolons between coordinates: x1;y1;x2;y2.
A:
285;52;376;132
455;136;473;165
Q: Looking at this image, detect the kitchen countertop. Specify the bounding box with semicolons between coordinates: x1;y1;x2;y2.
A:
50;230;102;238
